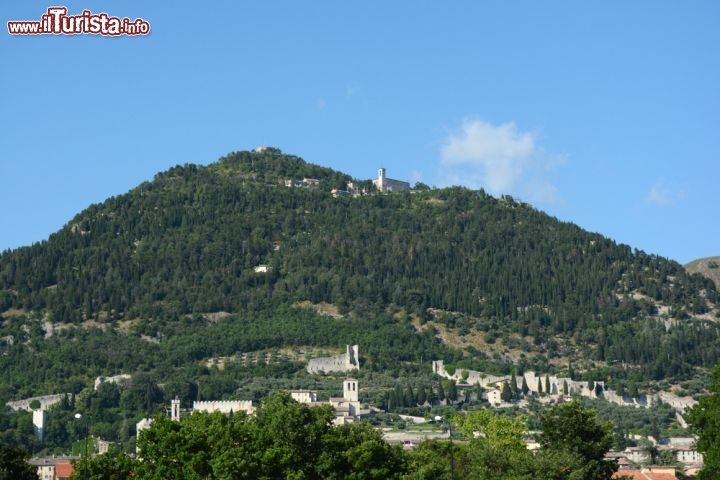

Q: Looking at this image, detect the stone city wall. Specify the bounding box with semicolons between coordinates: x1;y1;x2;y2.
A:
432;359;696;416
307;345;359;374
6;393;71;412
193;400;255;415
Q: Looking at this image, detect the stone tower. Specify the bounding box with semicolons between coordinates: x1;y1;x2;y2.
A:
343;379;358;402
377;168;386;192
33;409;46;442
171;397;181;422
346;344;359;370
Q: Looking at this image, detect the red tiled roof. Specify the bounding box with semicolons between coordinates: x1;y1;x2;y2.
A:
612;469;677;480
55;462;75;478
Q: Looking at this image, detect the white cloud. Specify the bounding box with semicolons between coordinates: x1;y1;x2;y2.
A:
646;180;684;207
439;118;563;204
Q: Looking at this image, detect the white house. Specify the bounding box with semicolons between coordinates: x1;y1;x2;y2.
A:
486;388;502;406
290;390;318;404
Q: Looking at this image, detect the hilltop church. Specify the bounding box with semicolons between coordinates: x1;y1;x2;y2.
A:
372;168;410;193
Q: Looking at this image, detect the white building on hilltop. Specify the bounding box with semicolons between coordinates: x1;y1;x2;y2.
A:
372;168;410;193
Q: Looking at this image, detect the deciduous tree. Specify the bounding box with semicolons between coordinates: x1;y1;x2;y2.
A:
687;364;720;480
536;400;617;480
0;438;38;480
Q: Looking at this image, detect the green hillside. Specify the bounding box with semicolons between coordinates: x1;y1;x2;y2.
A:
0;148;718;444
686;256;720;290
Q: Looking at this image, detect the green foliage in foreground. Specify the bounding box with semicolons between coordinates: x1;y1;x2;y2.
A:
71;396;618;480
444;400;616;480
0;436;38;480
688;363;720;480
74;393;407;480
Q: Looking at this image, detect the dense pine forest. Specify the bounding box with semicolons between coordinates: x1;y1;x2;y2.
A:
0;148;718;455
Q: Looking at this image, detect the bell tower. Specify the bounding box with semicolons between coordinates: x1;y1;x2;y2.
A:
343;379;358;402
377;168;386;192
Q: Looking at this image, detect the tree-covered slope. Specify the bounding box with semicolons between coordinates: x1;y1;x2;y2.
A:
686;256;720;290
0;148;718;389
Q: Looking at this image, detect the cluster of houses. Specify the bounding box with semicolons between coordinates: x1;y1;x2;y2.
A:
14;344;705;479
430;360;703;478
290;378;366;425
602;439;702;478
28;457;74;480
284;177;320;189
605;436;704;478
135;377;366;447
283;167;411;198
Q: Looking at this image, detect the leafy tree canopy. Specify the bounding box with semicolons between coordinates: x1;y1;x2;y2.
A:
131;392;407;479
687;363;720;480
0;437;38;480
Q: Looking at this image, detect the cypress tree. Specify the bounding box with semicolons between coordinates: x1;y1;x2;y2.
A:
510;370;518;399
416;386;427;406
405;385;415;406
501;381;512;402
447;380;458;402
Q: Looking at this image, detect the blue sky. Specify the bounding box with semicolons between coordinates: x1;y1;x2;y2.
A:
2;2;718;264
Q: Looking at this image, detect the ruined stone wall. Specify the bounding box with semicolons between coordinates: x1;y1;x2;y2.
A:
432;360;508;386
307;345;359;374
658;391;697;411
431;359;697;417
6;394;71;412
94;374;132;391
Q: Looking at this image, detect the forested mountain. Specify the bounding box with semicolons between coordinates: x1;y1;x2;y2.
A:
0;148;718;408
